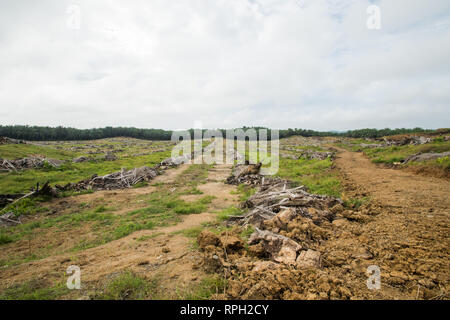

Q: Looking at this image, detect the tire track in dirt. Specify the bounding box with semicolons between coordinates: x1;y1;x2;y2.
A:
0;163;238;299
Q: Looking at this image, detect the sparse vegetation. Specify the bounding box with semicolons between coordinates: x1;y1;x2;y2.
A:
177;276;226;300
217;206;244;221
230;184;256;202
276;158;341;197
0;279;69;300
95;271;158;300
363;140;450;164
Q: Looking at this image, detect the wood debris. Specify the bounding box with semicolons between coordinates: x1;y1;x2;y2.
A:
0;157;64;172
224;163;342;269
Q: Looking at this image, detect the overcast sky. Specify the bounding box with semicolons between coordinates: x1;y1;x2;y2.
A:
0;0;449;131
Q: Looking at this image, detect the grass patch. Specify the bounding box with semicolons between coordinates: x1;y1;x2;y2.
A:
174;203;207;215
113;221;156;239
180;187;204;195
177;275;226;300
173;226;204;238
0;231;13;245
174;164;212;186
132;181;149;188
343;197;369;210
0;143;76;160
0;279;69;300
95;271;158;300
360;140;450;164
276;158;341;197
217;206;244;221
0;197;50;218
136;232;164;242
230;184;256;202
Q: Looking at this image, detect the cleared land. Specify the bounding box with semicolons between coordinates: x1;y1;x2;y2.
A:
0;133;448;300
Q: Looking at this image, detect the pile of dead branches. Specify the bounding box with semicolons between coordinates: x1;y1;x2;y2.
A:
0;157;64;172
280;150;334;160
226;163;262;185
230;181;341;229
280;153;300;160
0;137;27;145
403;151;450;164
224;163;343;267
0;181;57;210
160;154;192;167
0;211;21;227
103;151;118;161
55;166;160;192
0;142;214;209
0;194;25;208
382;135;431;146
298;150;334;160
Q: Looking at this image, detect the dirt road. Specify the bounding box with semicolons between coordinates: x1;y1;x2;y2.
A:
335;147;450;214
331;148;449;299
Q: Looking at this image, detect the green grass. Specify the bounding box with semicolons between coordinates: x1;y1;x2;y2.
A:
0;197;50;218
276;158;341;197
172;226;204;238
132;181;149;188
95;271;158;300
0;143;77;160
431;156;450;170
174;203;207;215
231;139;341;197
217;206;244;221
113;221;156;239
180;187;204;195
93;205;110;213
177;275;226;300
343;197;369;210
174;164;212;186
0;279;69;300
136;233;164;242
406;156;450;171
0;231;13;245
356;140;450;164
230;184;256;202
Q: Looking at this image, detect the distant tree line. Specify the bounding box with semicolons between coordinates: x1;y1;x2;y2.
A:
0;125;172;141
0;125;437;141
216;127;435;139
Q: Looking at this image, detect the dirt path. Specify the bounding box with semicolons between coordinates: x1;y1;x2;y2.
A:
335;147;450;214
331;148;449;299
0;163;237;299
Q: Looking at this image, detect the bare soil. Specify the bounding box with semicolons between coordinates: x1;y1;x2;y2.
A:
333;148;449;299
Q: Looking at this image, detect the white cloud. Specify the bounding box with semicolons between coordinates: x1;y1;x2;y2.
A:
0;0;449;130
